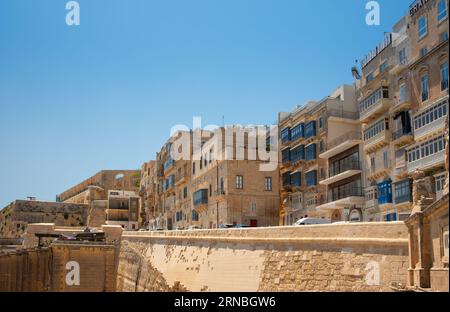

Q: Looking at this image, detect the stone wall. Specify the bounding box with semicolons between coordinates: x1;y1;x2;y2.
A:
0;248;52;291
51;242;120;292
0;200;88;238
117;222;409;292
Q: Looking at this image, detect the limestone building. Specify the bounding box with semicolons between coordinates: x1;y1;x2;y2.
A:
57;170;141;230
190;127;279;229
139;161;157;228
406;0;448;204
152;131;202;230
278;85;360;225
355;0;448;223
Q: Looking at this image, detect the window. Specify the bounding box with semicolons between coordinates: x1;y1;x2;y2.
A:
282;148;291;163
209;184;212;197
319;117;324;129
435;172;446;200
305;170;317;187
399;83;407;103
183;187;187;199
291;145;304;163
414;100;448;131
236;175;243;189
291;172;301;187
418;15;427;39
193;189;208;206
378;180;393;205
264;177;272;191
192;210;199;222
209;148;213;163
380;61;389;73
282;172;291;187
407;135;446;163
399;48;407;65
200;157;203;169
192;162;196;175
281;128;291;144
220;177;225;194
420;46;428;57
359;87;389;113
305;121;317;138
383;150;389;169
440;31;449;42
305;144;317;161
441;62;449;91
291;124;304;141
251;202;257;213
394;179;412;204
421;74;429;102
438;0;448;22
370;157;376;173
364;118;388;141
366;72;374;84
319;140;324;153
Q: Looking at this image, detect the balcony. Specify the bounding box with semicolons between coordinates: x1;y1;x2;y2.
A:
320;161;362;186
364;129;391;153
413;112;447;143
193;189;208;213
359;87;390;123
316;187;365;211
364;186;379;215
391;96;412;115
407;149;445;174
175;174;187;186
392;128;413;147
367;163;391;182
319;131;362;159
327;109;360;121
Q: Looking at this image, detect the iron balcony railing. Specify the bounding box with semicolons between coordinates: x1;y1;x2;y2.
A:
392;128;412;141
328;160;361;178
328;187;364;202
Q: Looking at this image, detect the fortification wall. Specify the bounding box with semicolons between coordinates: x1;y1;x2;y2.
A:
0;248;51;291
117;222;409;292
0;201;88;238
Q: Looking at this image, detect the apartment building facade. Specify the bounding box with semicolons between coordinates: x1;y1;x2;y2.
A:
407;0;449;204
355;0;448;223
191;127;279;229
278;85;361;225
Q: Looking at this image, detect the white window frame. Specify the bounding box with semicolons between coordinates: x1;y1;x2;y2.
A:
418;15;427;39
438;0;448;23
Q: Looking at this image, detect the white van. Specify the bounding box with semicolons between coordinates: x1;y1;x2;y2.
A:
294;218;331;226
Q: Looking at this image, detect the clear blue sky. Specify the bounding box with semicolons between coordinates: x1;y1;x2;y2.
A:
0;0;411;207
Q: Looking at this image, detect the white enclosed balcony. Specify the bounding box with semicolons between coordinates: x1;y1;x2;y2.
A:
359;87;390;123
364;129;391;153
407;149;445;173
413;114;447;142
